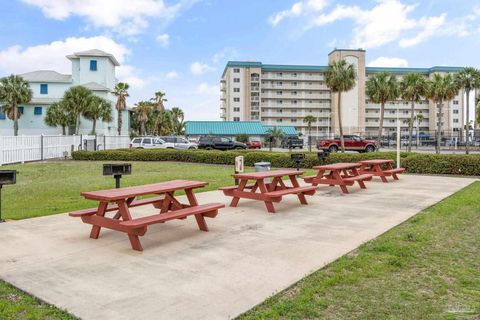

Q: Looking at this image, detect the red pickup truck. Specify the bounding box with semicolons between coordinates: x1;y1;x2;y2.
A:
317;135;377;153
246;140;262;149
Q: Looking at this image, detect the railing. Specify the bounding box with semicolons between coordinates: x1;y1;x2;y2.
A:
0;135;131;165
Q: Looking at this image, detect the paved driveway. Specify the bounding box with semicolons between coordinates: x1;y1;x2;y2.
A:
0;175;475;320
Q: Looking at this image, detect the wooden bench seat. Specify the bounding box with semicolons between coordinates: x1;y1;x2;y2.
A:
302;175;317;182
343;174;373;183
219;184;257;191
383;168;405;174
120;203;225;228
69;196;165;217
265;186;317;198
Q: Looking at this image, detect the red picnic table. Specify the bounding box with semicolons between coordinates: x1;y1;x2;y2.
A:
303;162;373;194
219;169;317;213
69;180;224;251
358;159;405;182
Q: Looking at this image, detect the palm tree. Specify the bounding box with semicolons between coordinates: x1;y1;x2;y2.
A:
455;67;480;154
426;73;459;154
83;96;113;134
303;115;316;152
156;110;173;135
113;82;129;136
400;73;427;152
0;75;33;136
325;59;357;152
265;126;284;151
134;101;153;136
63;85;94;135
366;72;399;147
151;91;168;135
171;107;185;135
44;101;75;135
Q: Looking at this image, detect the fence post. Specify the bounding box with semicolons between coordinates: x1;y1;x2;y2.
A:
21;135;25;164
104;135;107;150
40;134;44;161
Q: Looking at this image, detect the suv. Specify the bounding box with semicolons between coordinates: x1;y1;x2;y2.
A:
317;135;377;153
280;136;304;149
158;136;198;150
197;137;247;150
246;140;262;149
130;137;173;149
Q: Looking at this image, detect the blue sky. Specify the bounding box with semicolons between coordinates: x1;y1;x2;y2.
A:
0;0;479;120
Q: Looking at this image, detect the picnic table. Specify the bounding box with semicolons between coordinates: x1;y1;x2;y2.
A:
303;163;373;194
219;169;317;213
69;180;224;251
358;159;405;182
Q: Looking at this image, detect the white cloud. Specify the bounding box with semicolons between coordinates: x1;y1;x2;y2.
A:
196;82;219;95
190;62;214;75
165;71;179;79
399;14;446;47
269;0;328;26
211;47;239;64
367;57;409;68
156;33;170;47
21;0;193;35
116;65;146;88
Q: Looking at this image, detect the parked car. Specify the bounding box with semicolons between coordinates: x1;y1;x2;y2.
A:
129;137;173;149
158;136;198;150
317;135;377;153
246;140;262;149
280;136;304;149
197;136;247;150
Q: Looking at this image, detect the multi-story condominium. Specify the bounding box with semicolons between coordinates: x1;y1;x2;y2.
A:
0;49;129;135
220;49;464;138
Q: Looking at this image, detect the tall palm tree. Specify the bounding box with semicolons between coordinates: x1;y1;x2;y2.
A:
455;67;480;154
134;101;153;136
400;73;427;152
83;96;113;135
325;59;357;153
265;126;284;151
156;110;173;135
171;107;185;135
366;72;399;148
303;115;316;152
63;85;94;135
151;91;168;135
113;82;129;136
44;101;75;135
426;73;459;154
0;75;33;136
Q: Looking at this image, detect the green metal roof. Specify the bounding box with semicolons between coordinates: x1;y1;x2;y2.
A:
185;121;297;136
366;66;464;74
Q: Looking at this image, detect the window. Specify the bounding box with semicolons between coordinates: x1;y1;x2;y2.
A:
233;97;240;102
233;107;240;112
453;109;459;114
233;68;240;73
292;100;297;104
90;60;97;71
233;117;240;122
453;100;459;105
292;91;297;95
277;109;283;113
40;84;48;94
34;106;42;115
18;106;24;114
277;100;283;104
233;88;240;92
0;111;5;120
234;78;240;83
276;91;282;95
292;82;297;86
276;119;283;123
453;119;459;123
291;119;297;122
389;119;395;123
143;138;152;144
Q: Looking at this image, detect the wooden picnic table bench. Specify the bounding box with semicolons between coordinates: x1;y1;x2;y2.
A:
69;180;224;251
303;162;373;194
358;159;405;182
219;169;316;213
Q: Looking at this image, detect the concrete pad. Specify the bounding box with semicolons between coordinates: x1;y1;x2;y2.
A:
0;175;475;320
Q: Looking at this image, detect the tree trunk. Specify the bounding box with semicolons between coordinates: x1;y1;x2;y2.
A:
337;93;345;153
140;121;145;136
308;125;312;152
408;99;414;152
92;118;97;135
269;138;272;152
13;104;18;136
436;101;442;154
377;101;385;149
466;89;470;154
62;126;66;135
117;109;122;136
75;113;80;135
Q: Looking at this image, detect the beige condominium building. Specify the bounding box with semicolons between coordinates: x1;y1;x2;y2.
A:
220;49;465;138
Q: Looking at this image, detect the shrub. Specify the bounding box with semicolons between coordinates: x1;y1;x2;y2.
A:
402;154;480;176
235;134;249;143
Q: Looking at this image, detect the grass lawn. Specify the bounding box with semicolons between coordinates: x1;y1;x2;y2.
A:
239;182;480;319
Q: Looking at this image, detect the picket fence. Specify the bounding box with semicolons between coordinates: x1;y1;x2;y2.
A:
0;135;131;165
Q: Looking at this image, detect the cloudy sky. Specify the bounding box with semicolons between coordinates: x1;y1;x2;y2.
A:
1;0;479;120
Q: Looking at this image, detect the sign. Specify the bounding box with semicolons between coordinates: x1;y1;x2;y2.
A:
235;156;244;173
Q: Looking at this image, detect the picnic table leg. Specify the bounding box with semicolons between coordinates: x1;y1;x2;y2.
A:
351;167;367;189
257;179;275;213
90;202;108;239
387;163;400;180
375;164;389;183
112;197;135;220
117;200;143;251
289;175;308;205
230;179;247;207
185;188;209;232
332;170;349;194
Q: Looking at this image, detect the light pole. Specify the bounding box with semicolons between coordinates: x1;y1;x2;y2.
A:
396;102;401;169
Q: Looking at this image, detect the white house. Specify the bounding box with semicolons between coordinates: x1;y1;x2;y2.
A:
0;49;129;136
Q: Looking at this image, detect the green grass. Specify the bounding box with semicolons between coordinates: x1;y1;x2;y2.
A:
238;182;480;319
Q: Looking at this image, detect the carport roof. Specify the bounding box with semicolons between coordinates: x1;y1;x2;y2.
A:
185;121;297;136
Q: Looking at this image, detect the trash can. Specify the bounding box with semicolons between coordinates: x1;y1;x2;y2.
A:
255;162;271;182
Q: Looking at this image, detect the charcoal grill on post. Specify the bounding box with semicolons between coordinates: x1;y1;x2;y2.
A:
290;153;305;171
0;170;17;222
103;164;132;188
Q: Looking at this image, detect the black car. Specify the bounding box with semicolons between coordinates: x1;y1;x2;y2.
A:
197;136;247;150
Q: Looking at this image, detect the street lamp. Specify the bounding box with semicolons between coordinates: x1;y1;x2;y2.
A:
103;164;132;188
0;170;17;223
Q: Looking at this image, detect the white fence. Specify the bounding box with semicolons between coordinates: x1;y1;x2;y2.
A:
0;135;131;165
